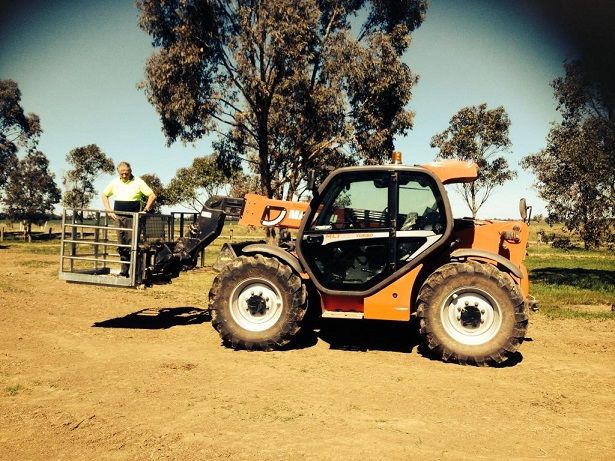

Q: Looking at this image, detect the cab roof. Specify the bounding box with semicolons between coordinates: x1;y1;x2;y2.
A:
420;160;478;184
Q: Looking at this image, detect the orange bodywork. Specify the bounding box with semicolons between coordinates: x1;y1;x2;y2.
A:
421;160;478;184
239;193;309;229
364;265;423;321
449;219;530;298
237;164;530;321
318;219;530;320
320;265;423;321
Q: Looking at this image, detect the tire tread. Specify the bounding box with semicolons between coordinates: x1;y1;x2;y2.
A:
417;260;528;366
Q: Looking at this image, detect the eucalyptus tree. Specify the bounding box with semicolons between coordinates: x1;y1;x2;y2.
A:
137;0;427;199
165;155;239;211
62;144;115;218
430;104;517;218
140;173;167;213
522;60;615;249
2;151;61;241
0;79;41;196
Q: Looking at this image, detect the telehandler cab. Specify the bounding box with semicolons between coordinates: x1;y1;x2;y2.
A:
59;152;534;366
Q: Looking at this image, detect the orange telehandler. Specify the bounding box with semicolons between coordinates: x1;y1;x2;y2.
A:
59;153;535;366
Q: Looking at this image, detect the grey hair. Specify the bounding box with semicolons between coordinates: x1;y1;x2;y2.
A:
117;161;132;171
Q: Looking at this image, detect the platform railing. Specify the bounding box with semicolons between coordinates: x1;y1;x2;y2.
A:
59;209;202;287
59;208;141;287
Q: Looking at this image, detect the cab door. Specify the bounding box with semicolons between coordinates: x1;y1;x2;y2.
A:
297;168;450;297
298;170;393;293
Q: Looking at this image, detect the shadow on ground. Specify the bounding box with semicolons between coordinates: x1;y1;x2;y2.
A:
93;306;210;329
314;317;525;367
416;343;525;367
530;267;615;290
316;319;421;353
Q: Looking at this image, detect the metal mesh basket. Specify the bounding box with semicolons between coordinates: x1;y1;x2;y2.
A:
140;214;171;243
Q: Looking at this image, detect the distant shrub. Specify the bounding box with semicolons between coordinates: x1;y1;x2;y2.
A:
536;229;577;250
537;230;559;243
551;236;575;250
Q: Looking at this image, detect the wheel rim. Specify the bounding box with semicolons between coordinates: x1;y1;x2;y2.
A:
440;287;502;346
229;278;284;332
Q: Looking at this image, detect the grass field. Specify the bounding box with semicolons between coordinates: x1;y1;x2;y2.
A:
526;244;615;319
525;221;615;319
3;219;614;320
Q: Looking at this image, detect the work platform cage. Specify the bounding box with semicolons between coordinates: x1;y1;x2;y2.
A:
58;208;198;287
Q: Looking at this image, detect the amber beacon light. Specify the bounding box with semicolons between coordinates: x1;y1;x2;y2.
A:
391;151;402;164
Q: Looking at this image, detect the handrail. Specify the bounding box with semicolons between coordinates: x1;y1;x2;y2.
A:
61;239;131;248
63;255;120;264
62;223;132;232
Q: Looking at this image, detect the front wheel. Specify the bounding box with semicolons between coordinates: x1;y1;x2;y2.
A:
209;255;307;350
416;261;528;366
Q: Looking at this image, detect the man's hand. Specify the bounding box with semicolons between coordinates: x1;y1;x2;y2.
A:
102;195;117;221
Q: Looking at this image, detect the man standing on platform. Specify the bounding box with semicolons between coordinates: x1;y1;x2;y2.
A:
102;161;156;277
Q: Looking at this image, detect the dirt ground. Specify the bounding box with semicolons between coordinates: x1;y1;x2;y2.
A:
1;244;614;460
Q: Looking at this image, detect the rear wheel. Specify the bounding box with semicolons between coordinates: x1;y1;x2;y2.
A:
417;261;528;366
209;255;307;350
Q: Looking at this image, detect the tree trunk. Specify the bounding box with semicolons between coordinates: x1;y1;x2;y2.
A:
25;222;32;242
470;183;478;218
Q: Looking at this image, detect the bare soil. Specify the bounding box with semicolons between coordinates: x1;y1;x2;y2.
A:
1;244;614;460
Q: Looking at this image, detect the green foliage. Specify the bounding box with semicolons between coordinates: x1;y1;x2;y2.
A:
228;173;260;199
430;104;516;217
1;151;61;240
522;60;615;249
62;144;115;214
5;384;23;396
0;79;42;195
532;213;545;223
536;229;576;250
550;236;575;250
166;155;238;211
137;0;427;199
140;173;166;213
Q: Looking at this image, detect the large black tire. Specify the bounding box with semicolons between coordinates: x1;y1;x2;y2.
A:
209;255;307;350
416;261;528;366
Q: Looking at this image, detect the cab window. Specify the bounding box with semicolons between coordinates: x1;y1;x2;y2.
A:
397;173;444;234
310;172;389;231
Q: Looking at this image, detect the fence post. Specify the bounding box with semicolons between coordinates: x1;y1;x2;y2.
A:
0;226;3;242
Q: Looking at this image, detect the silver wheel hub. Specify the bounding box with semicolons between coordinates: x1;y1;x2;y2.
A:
230;279;283;332
441;288;502;346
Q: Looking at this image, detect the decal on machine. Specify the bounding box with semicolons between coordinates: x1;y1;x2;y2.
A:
261;208;306;226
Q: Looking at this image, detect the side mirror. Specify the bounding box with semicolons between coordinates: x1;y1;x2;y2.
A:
519;198;532;224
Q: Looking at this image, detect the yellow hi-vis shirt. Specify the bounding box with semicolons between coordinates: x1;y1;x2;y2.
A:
103;176;153;202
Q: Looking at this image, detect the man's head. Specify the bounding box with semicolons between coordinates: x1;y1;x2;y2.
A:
117;161;132;182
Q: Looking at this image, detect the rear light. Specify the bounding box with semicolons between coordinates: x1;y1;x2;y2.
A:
500;226;521;249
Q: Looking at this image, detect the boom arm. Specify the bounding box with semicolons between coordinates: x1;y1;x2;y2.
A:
238;194;309;229
170;194;309;267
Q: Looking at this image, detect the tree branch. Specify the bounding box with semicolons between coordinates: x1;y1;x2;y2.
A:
311;2;339;89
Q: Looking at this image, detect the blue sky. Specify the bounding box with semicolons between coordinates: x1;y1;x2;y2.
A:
0;1;575;218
